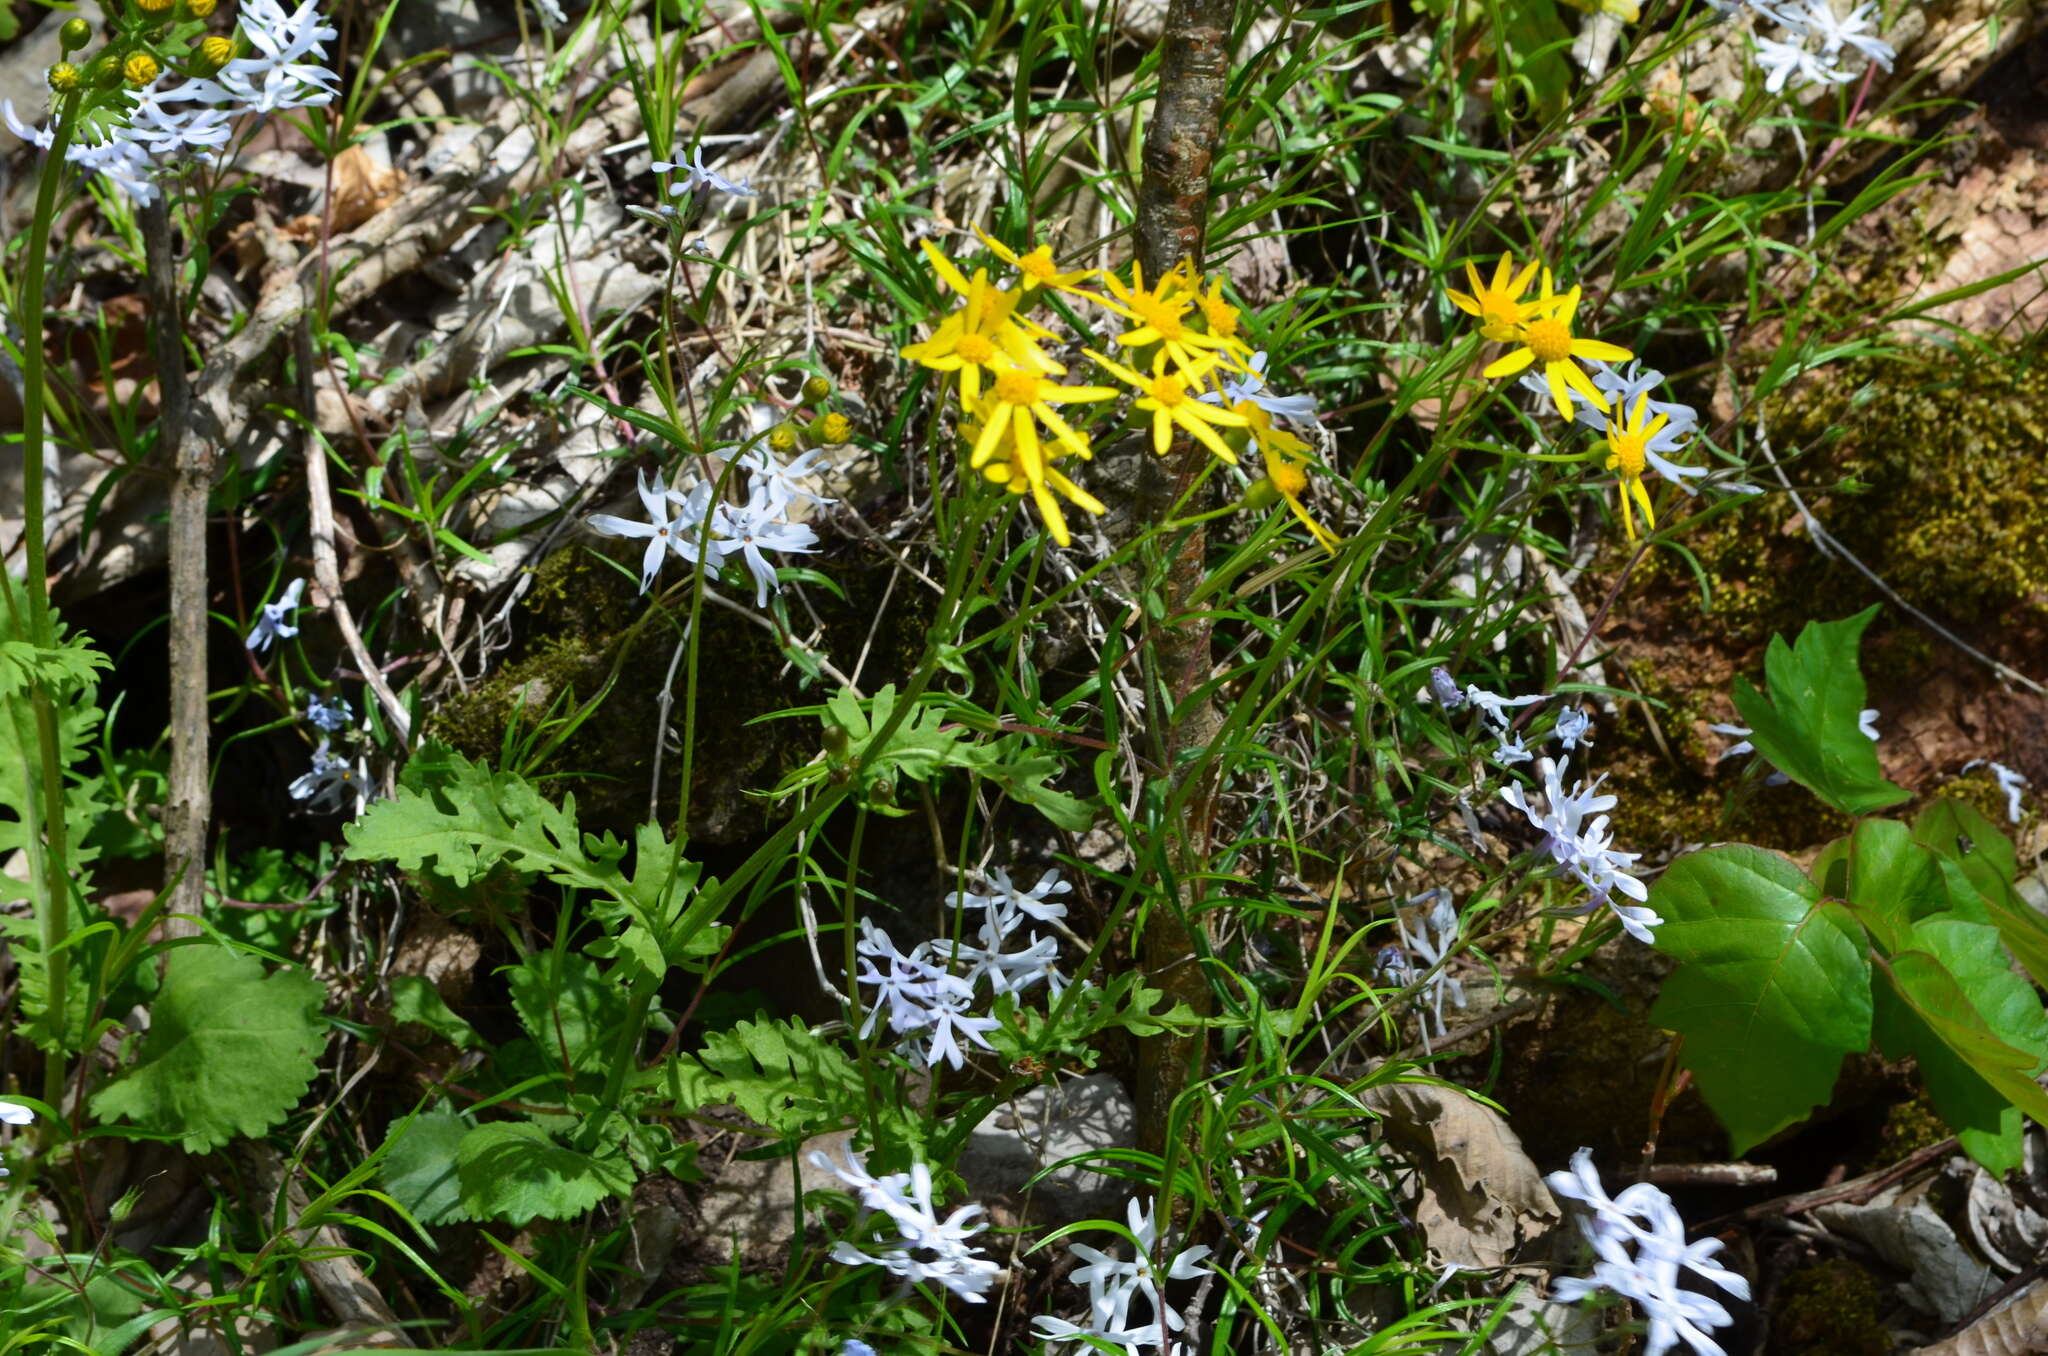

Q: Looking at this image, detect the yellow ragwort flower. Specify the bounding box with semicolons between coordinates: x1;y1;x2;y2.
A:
1253;444;1335;557
975;229;1102;299
1480;273;1632;420
1193;277;1256;363
1446;252;1545;343
900;240;1061;405
1098;263;1239;380
123;51;160;86
1088;348;1249;463
968;360;1117;546
1604;394;1672;541
967;405;1108;548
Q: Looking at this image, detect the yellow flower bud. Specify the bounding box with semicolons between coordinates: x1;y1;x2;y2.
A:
817;412;852;445
123;51;160;86
133;0;175;13
47;63;82;93
767;425;799;455
185;0;218;15
801;375;832;404
198;35;233;68
91;56;126;89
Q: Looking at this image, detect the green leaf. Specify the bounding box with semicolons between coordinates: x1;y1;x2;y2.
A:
508;951;626;1072
387;975;481;1050
659;1013;868;1138
455;1121;635;1225
345;745;726;976
1648;846;1872;1154
1913;799;2048;989
1730;606;1910;817
379;1109;473;1226
91;947;326;1152
1831;819;1985;954
1874;916;2048;1171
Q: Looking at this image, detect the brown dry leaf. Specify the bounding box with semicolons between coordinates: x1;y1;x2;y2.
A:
1915;1278;2048;1356
280;144;409;242
1363;1080;1561;1266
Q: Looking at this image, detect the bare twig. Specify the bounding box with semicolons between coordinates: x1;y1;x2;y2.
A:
140;199;209;942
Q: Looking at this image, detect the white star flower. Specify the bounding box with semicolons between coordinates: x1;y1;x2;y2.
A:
1464;684;1544;730
588;469;725;594
1964;759;2029;824
1502;759;1660;942
306;693;354;732
1754;34;1852;94
0;1100;35;1126
1548;1149;1750;1356
652;144;756;199
1555;707;1594;750
1797;0;1894;67
246;577;307;651
288;739;369;817
812;1150;1002;1302
712;483;820;608
1196;351;1318;426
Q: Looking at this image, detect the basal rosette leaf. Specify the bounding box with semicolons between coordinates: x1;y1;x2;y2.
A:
379;1109;473;1226
90;946;326;1152
1648;845;1872;1155
454;1121;635;1225
1730;606;1909;817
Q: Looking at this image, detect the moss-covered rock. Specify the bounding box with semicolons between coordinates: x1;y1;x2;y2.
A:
1769;1258;1891;1356
430;545;816;844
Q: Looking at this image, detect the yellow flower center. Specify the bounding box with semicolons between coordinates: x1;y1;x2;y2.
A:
1481;300;1520;332
1523;317;1573;364
1146;376;1186;406
955;333;995;364
1200;292;1239;338
1268;459;1308;498
1133;297;1187;341
994;370;1042;406
1607;436;1647;480
1020;248;1059;282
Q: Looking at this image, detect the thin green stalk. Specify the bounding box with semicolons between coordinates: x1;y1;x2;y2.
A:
14;94;82;1117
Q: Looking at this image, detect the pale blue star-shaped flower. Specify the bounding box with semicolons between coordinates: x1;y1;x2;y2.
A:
246;577;307;652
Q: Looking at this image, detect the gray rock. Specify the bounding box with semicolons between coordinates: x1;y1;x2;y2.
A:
1817;1198;2001;1325
1486;1285;1604;1356
960;1074;1136;1222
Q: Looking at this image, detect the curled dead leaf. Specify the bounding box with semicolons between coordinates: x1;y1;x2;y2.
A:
1363;1080;1561;1267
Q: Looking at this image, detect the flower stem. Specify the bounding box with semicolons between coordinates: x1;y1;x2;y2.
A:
13;93;82;1118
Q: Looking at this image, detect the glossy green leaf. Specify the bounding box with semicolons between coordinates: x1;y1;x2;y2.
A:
1914;799;2048;989
1730;606;1910;817
1648;845;1871;1154
1875;917;2048;1171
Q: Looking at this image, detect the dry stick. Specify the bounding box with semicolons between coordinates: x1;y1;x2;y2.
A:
140;199;210;942
293;322;413;743
1129;0;1231;1168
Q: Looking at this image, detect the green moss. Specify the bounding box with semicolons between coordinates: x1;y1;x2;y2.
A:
1876;1089;1950;1167
1769;1259;1890;1356
429;546;806;844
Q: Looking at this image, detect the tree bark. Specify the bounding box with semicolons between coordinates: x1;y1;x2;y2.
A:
1131;0;1233;1162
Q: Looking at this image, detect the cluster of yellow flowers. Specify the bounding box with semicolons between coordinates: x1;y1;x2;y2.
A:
1450;252;1700;541
899;235;1336;552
